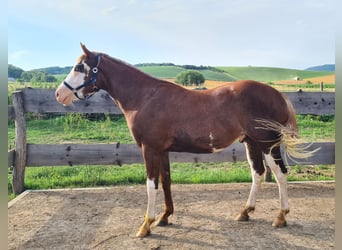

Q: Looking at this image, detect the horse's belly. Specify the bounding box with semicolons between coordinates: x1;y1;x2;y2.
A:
168;131;233;154
168;144;215;154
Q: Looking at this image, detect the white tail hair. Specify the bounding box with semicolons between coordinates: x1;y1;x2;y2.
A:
256;93;320;164
255;119;320;164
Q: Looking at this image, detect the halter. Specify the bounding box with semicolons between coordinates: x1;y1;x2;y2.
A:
63;54;101;100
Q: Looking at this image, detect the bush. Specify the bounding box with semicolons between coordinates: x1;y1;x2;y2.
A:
175;70;205;86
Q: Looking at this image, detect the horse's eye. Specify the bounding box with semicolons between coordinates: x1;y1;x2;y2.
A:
74;64;84;73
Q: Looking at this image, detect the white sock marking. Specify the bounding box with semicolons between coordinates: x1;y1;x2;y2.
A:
146;178;157;219
264;153;289;210
245;143;262;208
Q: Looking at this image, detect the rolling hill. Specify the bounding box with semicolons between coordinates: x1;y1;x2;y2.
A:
12;63;334;84
136;65;236;82
216;66;334;82
33;66;73;75
305;64;335;72
136;65;334;83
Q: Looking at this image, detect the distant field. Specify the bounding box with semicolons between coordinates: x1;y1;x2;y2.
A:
137;65;185;78
217;66;334;82
163;78;334;91
274;74;335;84
137;65;334;84
8;64;335;104
139;65;335;91
137;65;236;81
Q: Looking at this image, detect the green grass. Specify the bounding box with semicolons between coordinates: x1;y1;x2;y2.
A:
170;162;252;184
217;66;333;82
194;69;236;81
268;82;335;92
137;65;185;78
24;164;146;189
296;115;335;141
130;65;335;82
13;163;252;190
8;114;335;151
8;161;334;201
8;114;133;150
137;65;236;81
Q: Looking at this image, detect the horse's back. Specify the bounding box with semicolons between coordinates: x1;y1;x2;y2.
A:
227;80;289;121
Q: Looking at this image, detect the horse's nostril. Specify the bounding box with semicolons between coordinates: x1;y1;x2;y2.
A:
56;92;59;98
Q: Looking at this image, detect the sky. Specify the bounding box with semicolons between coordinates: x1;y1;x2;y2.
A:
8;0;335;71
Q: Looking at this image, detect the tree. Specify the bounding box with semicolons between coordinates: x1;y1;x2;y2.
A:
20;70;57;83
175;70;205;86
20;71;33;82
8;64;24;79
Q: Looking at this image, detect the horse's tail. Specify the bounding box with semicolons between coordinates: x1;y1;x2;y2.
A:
256;93;320;163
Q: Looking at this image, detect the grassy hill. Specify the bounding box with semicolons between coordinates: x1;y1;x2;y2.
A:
136;65;333;83
136;65;185;79
18;64;334;84
137;65;236;81
305;64;335;71
217;66;333;82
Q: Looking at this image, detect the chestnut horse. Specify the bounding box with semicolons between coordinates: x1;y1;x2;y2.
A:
55;44;315;238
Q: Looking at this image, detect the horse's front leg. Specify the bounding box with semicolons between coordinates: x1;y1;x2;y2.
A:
136;145;161;238
136;178;158;237
155;153;174;226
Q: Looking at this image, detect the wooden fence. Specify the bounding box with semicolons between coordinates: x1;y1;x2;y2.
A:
8;88;335;194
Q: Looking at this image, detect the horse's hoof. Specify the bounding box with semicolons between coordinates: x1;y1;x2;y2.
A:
272;220;287;228
235;213;249;221
155;219;168;227
136;229;150;238
272;209;289;228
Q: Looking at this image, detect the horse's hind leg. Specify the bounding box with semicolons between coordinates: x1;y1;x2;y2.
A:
264;146;289;227
155;153;174;226
235;142;264;221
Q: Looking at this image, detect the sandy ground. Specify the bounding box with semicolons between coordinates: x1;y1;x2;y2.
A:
8;182;335;250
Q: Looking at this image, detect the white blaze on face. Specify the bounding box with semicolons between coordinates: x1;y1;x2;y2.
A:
55;60;90;105
65;62;89;88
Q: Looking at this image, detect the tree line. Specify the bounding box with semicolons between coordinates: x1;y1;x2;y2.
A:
8;64;57;83
135;63;225;73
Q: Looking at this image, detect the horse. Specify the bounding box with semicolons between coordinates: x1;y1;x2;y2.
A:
55;43;316;238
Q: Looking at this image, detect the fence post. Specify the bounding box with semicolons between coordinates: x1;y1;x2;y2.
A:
12;91;27;194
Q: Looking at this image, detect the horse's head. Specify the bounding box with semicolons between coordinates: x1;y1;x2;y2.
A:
55;43;101;106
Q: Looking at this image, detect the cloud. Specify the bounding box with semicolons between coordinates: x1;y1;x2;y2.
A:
9;50;30;61
8;0;334;69
102;6;119;16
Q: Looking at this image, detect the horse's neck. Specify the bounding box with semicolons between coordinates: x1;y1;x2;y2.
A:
101;56;164;112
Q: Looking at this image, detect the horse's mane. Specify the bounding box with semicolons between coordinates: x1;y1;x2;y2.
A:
98;53;182;87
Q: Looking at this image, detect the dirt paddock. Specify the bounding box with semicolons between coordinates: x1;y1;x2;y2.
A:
8;182;335;249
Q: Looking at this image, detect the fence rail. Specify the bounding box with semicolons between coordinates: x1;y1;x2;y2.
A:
8;88;335;194
10;142;332;167
8;88;335;116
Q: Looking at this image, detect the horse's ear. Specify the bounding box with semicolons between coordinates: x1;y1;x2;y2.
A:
80;43;91;56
